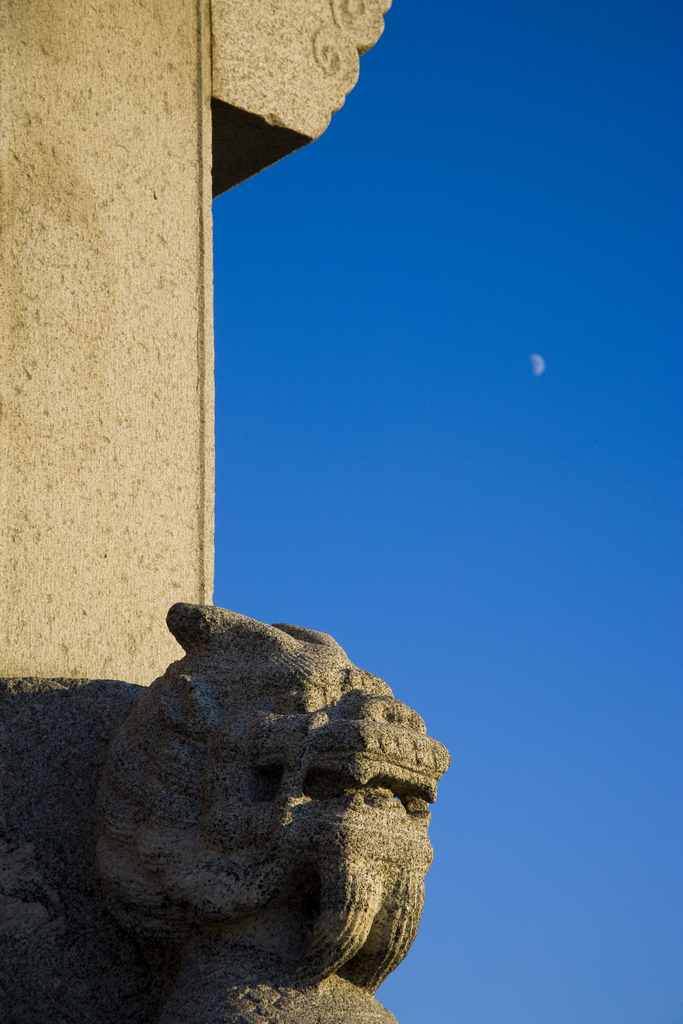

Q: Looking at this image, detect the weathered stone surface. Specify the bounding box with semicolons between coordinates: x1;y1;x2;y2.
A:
0;0;215;686
0;676;161;1023
1;606;449;1023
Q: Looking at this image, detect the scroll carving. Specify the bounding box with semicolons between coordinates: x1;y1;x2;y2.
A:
312;23;358;84
331;0;388;55
311;0;388;85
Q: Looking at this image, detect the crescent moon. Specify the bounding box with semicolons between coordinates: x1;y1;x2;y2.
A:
530;353;546;376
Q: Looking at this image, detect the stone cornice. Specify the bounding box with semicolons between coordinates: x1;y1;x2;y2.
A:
211;0;392;195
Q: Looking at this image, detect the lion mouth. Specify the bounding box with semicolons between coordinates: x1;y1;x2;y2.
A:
302;767;432;815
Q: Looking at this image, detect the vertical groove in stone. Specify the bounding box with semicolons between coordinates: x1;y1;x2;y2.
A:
195;0;215;606
0;0;8;623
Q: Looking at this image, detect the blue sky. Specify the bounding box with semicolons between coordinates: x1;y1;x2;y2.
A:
211;2;682;1021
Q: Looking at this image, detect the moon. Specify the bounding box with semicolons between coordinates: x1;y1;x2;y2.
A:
530;353;546;376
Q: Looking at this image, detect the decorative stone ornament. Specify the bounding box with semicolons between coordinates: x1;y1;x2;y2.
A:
0;606;449;1023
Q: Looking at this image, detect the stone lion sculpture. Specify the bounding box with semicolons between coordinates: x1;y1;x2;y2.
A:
0;605;449;1024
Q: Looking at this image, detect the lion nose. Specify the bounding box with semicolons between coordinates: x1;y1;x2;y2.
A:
338;694;429;733
302;695;450;804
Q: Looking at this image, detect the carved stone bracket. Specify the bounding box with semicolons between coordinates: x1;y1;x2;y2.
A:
211;0;393;195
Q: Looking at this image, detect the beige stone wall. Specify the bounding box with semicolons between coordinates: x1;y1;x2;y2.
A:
0;0;214;685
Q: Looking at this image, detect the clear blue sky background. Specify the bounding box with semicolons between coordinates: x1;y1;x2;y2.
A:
211;2;682;1021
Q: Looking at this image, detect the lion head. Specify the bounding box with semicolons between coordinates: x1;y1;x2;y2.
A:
96;604;449;1002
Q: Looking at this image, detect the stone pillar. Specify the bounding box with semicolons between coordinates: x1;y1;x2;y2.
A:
0;0;391;687
0;0;214;685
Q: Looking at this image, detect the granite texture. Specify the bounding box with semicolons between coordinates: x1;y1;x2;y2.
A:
0;675;160;1023
0;0;215;686
1;605;450;1023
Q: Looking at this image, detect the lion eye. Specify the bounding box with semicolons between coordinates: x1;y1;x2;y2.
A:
250;765;284;802
302;769;359;800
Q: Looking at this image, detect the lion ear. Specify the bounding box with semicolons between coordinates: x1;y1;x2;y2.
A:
166;602;215;653
166;603;253;654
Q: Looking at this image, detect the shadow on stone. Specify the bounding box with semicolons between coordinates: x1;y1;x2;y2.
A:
212;99;311;197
